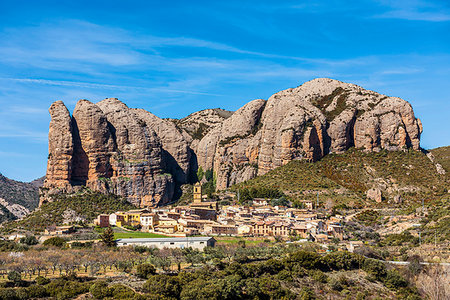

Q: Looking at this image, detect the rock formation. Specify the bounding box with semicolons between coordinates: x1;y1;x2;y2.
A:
42;78;423;205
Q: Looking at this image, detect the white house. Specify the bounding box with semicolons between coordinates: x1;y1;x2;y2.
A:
115;237;215;250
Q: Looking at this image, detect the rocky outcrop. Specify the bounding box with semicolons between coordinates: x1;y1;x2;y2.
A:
176;108;233;140
43;99;174;207
195;78;422;188
133;109;192;183
44;101;73;189
43;78;423;204
366;188;383;203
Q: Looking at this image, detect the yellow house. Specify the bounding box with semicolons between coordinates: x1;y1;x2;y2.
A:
116;209;150;227
156;218;178;233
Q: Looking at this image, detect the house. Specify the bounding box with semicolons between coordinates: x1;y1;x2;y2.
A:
304;200;314;210
44;225;75;235
116;209;151;227
109;212;125;226
348;241;364;253
116;237;216;250
156;224;178;234
94;214;110;228
291;224;308;238
157;218;178;232
237;224;252;236
191;207;217;220
327;223;344;240
140;213;159;229
204;224;237;236
271;223;291;237
178;219;215;233
253;198;268;206
252;221;273;236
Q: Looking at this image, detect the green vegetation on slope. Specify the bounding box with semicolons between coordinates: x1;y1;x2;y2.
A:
0;173;40;211
0;190;136;233
430;146;450;173
234;148;448;207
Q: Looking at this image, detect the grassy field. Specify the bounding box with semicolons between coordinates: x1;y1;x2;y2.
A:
113;231;170;239
214;236;272;245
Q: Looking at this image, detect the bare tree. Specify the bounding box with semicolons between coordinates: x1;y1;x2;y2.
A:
417;265;450;300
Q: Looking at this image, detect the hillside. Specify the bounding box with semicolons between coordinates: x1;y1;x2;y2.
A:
430;146;450;173
0;173;42;223
0;190;135;233
234;148;448;208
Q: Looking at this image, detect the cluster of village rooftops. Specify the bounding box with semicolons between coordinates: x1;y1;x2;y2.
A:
93;183;345;244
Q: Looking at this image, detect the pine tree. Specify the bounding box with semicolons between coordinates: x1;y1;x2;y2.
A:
101;227;116;247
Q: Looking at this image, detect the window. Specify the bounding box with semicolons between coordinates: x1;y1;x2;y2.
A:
170;242;175;245
200;242;204;244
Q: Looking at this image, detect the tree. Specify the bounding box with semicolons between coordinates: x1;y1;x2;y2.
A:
196;167;204;181
100;227;116;247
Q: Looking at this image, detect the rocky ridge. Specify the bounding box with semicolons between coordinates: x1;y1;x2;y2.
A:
43;78;423;206
0;173;42;223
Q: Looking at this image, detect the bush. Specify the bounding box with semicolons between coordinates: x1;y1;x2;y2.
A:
383;269;408;290
143;275;181;298
19;235;38;246
46;278;92;299
362;258;387;280
43;237;66;247
90;281;110;299
311;270;328;283
136;263;156;279
0;288;17;299
35;276;50;285
108;284;137;299
16;285;49;299
7;271;22;283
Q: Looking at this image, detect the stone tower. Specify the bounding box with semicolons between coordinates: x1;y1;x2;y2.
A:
193;182;202;203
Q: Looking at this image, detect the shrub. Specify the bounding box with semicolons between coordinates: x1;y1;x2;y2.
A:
43;237;66;247
383;269;408;290
35;276;50;285
136;263;156;279
46;278;92;299
108;284;137;299
16;285;49;299
143;275;181;298
90;281;110;299
362;258;387;280
311;270;328;283
0;288;17;299
19;235;38;246
7;271;22;283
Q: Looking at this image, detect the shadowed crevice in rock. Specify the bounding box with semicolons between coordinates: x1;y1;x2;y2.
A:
70;118;88;186
345;116;356;150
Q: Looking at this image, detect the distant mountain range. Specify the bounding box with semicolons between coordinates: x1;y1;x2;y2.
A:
0;173;43;223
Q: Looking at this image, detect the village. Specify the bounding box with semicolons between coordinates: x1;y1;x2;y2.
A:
89;183;350;249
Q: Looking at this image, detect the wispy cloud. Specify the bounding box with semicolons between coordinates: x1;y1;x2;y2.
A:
0;78;223;96
374;0;450;21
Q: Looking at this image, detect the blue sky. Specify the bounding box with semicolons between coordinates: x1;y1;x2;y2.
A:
0;0;449;182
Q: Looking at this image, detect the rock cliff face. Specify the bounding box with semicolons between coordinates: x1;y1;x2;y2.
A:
43;78;422;205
